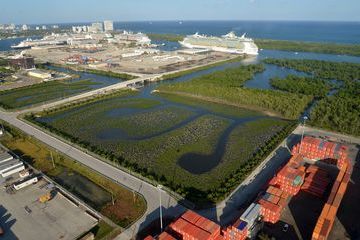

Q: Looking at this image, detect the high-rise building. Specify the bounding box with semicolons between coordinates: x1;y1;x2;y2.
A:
104;20;114;32
42;25;47;30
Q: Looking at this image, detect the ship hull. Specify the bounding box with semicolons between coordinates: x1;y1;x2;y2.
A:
179;41;258;55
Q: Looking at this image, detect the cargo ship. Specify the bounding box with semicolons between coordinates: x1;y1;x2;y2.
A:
179;32;259;55
145;136;353;240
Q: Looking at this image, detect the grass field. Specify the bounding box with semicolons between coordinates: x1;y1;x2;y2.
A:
0;79;100;109
0;121;146;229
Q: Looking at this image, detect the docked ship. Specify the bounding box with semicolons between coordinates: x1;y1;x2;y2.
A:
179;32;259;55
11;35;67;50
11;39;32;50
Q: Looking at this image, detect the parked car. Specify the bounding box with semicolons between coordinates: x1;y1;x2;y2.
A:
282;223;289;232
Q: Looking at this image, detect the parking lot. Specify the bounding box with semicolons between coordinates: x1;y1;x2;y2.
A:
0;177;97;240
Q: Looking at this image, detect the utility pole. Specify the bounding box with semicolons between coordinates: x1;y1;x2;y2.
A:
158;185;163;232
50;151;55;169
299;116;308;154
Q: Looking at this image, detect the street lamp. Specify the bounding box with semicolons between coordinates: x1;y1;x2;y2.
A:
299;116;308;154
157;185;163;232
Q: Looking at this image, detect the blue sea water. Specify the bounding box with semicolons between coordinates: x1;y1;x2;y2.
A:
112;21;360;44
1;21;359;51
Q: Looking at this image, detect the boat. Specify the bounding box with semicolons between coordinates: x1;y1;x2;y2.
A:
11;40;32;50
179;31;259;55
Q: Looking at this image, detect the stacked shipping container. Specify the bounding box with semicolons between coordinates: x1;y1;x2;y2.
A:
301;165;331;198
292;136;349;169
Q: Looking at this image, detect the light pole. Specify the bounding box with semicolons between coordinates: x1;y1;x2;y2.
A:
299;116;308;154
157;185;163;232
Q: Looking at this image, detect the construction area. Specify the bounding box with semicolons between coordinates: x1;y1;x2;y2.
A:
25;45;235;74
144;135;359;240
0;149;98;240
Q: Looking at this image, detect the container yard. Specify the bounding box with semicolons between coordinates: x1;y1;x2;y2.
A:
144;135;358;240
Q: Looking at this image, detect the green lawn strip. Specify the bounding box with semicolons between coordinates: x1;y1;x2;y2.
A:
160;56;244;81
255;39;360;57
80;68;136;80
270;75;332;97
157;92;264;118
0;121;146;229
0;79;100;109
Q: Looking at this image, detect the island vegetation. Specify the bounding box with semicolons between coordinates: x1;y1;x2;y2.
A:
310;82;360;136
265;58;360;136
255;39;360;57
270;75;332;97
158;64;312;119
264;58;360;82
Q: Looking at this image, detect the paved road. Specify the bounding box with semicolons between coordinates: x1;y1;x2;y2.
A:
0;111;185;239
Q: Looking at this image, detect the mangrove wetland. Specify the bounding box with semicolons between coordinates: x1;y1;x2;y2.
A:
22;49;360;205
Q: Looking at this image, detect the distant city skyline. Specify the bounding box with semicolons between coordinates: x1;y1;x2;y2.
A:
1;0;360;24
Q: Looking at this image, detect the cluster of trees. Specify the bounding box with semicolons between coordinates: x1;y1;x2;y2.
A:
265;58;359;136
148;33;185;42
159;64;312;119
264;58;360;82
256;39;360;57
270;75;331;97
310;81;360;136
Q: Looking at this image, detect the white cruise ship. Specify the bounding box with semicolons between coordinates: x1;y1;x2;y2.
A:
179;32;258;55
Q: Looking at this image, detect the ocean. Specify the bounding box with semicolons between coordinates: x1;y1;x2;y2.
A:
112;21;360;44
1;21;359;52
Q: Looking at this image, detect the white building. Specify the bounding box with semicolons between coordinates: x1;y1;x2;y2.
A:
0;158;25;178
88;22;104;33
27;69;52;80
42;25;47;30
36;26;40;30
52;25;59;29
104;20;114;32
21;24;29;31
72;25;88;33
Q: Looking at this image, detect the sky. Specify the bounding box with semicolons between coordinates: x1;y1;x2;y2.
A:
1;0;360;24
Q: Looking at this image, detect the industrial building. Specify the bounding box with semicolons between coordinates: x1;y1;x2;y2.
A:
8;56;35;69
146;136;353;240
0;153;25;178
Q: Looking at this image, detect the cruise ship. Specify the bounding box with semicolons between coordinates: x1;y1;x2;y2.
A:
179;32;259;55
